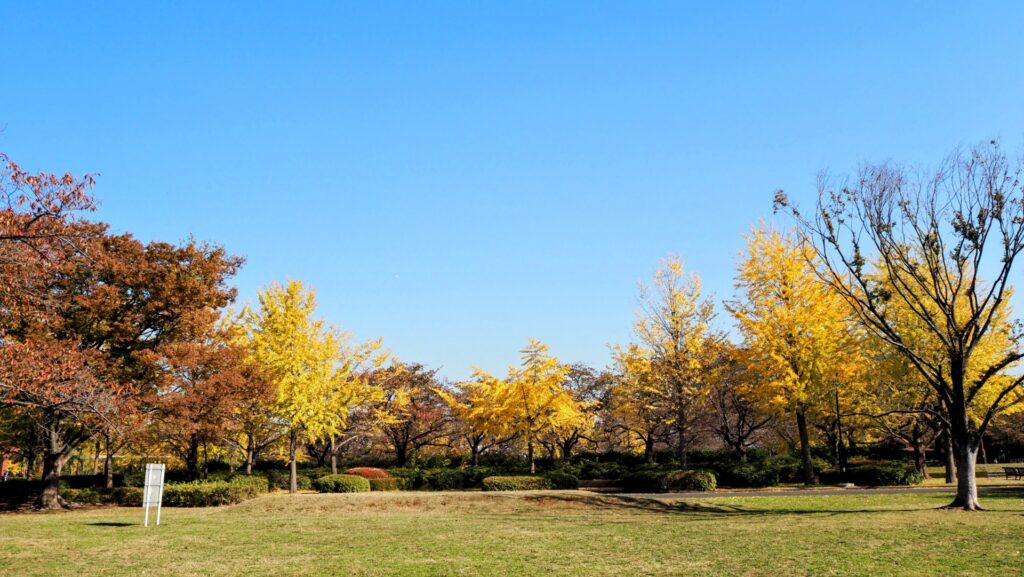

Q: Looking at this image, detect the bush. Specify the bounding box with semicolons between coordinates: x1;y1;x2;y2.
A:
386;468;424;489
664;470;716;492
619;470;668;492
266;470;313;491
482;476;551;491
112;486;143;506
369;478;404;491
424;469;467;490
716;462;779;488
543;470;579;490
62;487;107;504
577;460;627;481
312;474;371;493
847;462;923;486
344;467;390;480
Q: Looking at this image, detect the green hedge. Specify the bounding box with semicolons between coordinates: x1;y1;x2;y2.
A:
619;470;668;492
543;470;579;490
847;463;923;486
100;475;269;507
664;470;716;492
482;476;551;491
312;474;371;493
369;478;404;491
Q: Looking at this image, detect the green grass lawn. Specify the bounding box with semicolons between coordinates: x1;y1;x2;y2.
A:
2;490;1023;577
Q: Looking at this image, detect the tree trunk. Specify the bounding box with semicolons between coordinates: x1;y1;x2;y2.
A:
469;437;481;468
677;421;688;470
947;438;981;510
942;429;956;484
288;429;298;494
528;437;535;474
185;435;201;479
394;443;408;468
643;435;655;463
913;426;929;481
103;433;114;489
834;391;847;474
796;411;815;485
37;412;66;509
245;434;255;475
329;436;338;475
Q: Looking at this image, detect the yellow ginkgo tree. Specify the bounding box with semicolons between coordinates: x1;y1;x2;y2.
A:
472;339;587;474
727;226;865;485
243;280;385;492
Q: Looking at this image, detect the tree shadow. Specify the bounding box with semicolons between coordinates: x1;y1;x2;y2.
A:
85;522;134;527
522;493;962;517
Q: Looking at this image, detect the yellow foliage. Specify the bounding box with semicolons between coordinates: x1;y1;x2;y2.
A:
242;280;385;443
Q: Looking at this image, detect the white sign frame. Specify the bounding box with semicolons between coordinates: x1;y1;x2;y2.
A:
142;463;166;527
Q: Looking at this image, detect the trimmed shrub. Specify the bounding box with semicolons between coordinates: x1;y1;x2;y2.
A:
345;467;390;480
369;478;404;491
482;476;551;491
62;487;107;504
716;463;780;488
543;470;579;490
847;462;923;486
312;474;371;493
577;460;627;481
109;476;268;507
386;468;425;489
424;469;467;490
112;486;143;506
619;470;668;492
664;470;716;492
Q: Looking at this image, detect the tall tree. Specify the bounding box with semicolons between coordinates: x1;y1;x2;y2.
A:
439;376;518;467
0;222;241;508
474;340;584;474
776;141;1024;509
370;363;451;467
608;344;672;462
244;280;382;492
630;256;721;468
728;226;863;484
150;324;248;479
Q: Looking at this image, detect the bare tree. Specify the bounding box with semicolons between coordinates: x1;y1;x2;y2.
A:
776;141;1024;510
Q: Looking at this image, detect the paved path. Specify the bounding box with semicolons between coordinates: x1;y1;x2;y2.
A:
612;485;1024;500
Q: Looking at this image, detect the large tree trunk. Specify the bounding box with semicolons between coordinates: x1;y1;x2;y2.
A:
245;434;255;475
946;400;982;510
329;436;338;475
796;411;815;485
947;438;981;510
394;442;408;468
528;437;535;474
288;429;298;494
37;412;66;509
643;435;655;463
185;435;201;479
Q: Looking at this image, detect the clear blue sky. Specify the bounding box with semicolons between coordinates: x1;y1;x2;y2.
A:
3;2;1024;380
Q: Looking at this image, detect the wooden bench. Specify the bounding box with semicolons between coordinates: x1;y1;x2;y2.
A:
1001;466;1023;480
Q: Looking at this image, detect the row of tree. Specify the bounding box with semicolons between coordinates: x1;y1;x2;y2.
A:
2;142;1023;511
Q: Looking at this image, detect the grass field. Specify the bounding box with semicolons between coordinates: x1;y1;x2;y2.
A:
2;490;1023;577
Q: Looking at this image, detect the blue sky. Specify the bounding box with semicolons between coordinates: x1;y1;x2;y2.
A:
3;2;1024;379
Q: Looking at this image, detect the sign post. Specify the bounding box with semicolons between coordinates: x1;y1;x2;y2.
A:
142;463;166;527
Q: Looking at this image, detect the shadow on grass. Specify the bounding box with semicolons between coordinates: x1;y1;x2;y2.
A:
85;522;134;527
524;488;1024;517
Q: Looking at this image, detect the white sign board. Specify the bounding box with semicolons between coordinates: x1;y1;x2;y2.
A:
142;463;166;527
